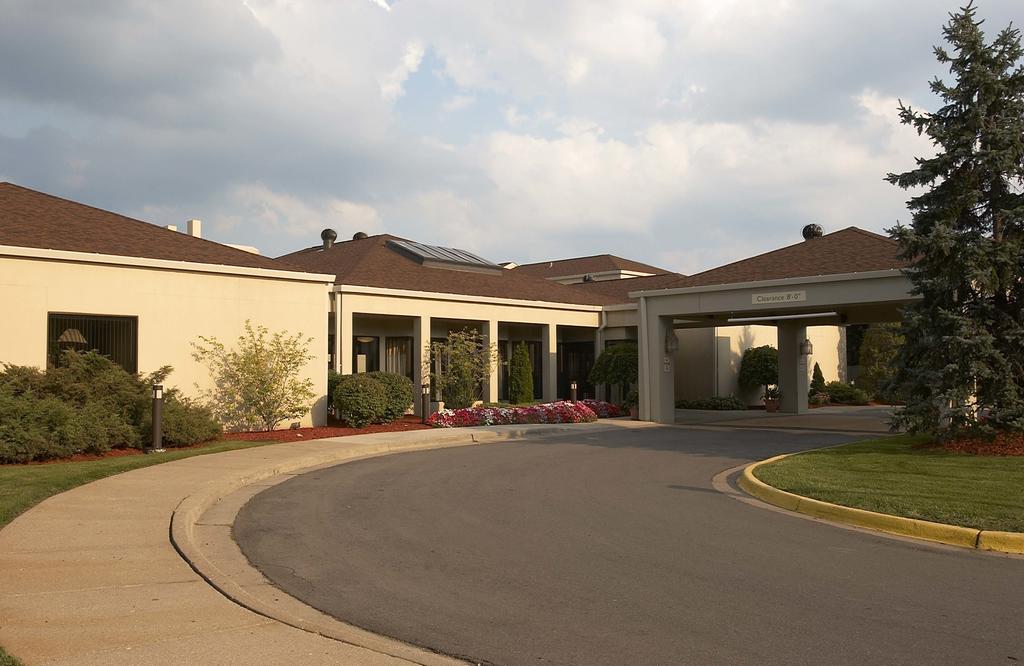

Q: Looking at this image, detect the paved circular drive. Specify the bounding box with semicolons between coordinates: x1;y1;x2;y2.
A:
235;427;1024;665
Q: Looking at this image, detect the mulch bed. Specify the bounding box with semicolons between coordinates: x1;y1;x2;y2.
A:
11;416;432;465
228;415;431;442
921;431;1024;456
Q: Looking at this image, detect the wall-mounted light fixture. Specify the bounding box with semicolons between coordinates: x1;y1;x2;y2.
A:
355;336;376;344
664;329;680;354
800;338;813;356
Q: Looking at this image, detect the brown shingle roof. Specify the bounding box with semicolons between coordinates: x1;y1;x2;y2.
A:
513;254;669;279
0;182;306;272
649;228;906;291
566;272;687;304
278;234;620;306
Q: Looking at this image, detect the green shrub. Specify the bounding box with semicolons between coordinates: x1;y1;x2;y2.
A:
366;371;414;422
429;328;498;410
810;362;826;396
0;352;220;463
141;393;222;447
327;370;343;409
508;342;534;405
589;343;638;404
738;346;778;400
825;381;870;405
675;395;747;410
857;323;904;400
333;374;388;428
0;388;135;463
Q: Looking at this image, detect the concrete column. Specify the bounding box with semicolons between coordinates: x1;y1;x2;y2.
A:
640;302;676;423
778;322;809;414
594;326;605;402
413;315;431;415
541;323;557;401
485;319;499;403
332;292;342;373
339;300;353;375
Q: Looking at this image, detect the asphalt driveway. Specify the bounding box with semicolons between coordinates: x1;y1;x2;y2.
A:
235;426;1024;665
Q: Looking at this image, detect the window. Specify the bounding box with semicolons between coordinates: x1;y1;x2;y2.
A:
385;337;413;379
353;336;379;373
47;313;138;373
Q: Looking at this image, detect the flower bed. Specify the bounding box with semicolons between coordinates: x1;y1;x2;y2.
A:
427;401;600;428
578;399;625;418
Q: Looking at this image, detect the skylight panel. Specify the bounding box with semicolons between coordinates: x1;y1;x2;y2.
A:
387;239;501;271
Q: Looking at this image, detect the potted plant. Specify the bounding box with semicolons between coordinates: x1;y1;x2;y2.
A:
763;386;781;413
625;388;639;419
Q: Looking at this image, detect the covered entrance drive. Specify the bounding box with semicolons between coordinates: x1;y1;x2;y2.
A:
635;268;918;423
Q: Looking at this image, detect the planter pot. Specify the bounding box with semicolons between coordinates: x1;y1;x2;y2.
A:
629;406;639;419
764;399;780;413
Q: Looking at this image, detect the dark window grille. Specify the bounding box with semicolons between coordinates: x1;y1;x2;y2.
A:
47;313;138;373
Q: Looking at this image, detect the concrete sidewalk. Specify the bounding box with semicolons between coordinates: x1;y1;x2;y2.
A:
0;422;633;665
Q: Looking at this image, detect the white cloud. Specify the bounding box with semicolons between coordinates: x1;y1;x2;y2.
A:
379;40;425;101
368;0;391;12
441;94;475;113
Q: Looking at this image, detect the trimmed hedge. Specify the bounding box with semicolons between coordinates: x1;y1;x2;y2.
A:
333;374;389;428
675;395;747;410
366;371;414;422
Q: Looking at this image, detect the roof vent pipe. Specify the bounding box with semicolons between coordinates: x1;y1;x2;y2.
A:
802;224;823;240
352;231;368;240
321;228;337;250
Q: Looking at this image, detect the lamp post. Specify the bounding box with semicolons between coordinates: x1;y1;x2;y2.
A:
149;384;165;454
569;380;578;402
421;383;430;424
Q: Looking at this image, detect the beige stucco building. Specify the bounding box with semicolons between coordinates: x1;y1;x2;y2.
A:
1;183;908;429
0;183;335;426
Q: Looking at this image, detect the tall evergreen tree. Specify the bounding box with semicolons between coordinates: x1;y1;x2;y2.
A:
887;3;1024;438
508;342;534;405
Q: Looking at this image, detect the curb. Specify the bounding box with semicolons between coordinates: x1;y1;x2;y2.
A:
170;422;630;663
737;454;1024;555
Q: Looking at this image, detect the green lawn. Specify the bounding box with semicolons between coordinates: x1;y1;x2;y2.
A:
754;435;1024;533
0;440;274;530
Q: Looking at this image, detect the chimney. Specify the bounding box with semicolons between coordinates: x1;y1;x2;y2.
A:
187;219;202;238
165;224;178;232
321;228;338;250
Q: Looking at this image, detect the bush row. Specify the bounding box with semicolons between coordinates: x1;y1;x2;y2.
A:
0;352;221;464
332;371;414;428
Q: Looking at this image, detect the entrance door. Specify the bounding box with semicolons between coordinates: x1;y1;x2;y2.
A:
558;341;595;400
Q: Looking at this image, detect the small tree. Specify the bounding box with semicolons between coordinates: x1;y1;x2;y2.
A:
857;323;904;400
192;320;316;431
738;345;778;401
589;342;638;403
508;342;534;405
810;362;826;396
427;328;498;409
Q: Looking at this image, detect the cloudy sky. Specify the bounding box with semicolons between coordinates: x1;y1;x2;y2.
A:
0;1;1017;272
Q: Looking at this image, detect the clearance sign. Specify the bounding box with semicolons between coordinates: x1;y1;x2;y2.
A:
751;290;806;305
